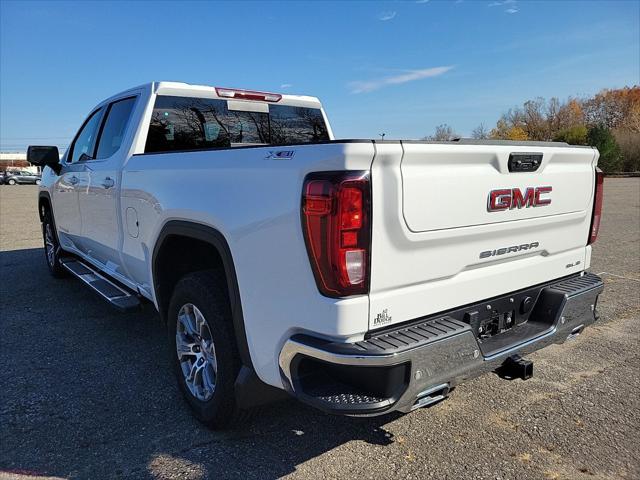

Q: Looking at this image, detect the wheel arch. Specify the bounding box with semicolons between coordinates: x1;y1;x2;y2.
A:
151;220;253;370
38;191;53;221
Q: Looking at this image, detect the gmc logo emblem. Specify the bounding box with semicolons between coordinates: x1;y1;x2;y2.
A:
488;186;552;211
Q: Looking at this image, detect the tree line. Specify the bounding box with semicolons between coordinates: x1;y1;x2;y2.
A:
423;86;640;173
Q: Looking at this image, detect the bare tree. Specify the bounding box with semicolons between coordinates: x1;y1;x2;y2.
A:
583;87;638;130
471;123;489;139
546;97;562;136
423;124;458;141
521;98;547;140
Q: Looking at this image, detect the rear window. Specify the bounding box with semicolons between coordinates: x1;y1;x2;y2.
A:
96;97;136;159
145;95;330;154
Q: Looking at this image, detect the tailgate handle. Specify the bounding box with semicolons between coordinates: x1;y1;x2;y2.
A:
508;153;542;172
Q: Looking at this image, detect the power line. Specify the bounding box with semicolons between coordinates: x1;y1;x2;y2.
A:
0;136;71;139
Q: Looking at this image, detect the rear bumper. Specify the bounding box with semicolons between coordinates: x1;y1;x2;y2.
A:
278;272;604;416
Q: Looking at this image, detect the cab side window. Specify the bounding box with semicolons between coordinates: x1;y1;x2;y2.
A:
95;97;137;159
68;108;104;163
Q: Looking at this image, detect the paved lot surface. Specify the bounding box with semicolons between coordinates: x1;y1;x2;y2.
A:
1;179;639;480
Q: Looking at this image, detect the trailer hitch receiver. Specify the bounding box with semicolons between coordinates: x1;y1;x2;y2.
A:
496;354;533;381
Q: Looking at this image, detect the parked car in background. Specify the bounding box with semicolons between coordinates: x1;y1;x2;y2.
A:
4;170;42;185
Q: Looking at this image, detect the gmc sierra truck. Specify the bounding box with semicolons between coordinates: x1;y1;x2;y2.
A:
28;82;605;428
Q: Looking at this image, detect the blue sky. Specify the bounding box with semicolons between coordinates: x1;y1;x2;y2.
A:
1;0;638;151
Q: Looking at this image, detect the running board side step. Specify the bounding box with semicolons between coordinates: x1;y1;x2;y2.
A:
60;257;141;312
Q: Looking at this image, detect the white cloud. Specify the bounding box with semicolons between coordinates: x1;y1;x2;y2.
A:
488;0;518;13
415;0;430;3
349;66;454;94
280;83;292;89
378;11;397;21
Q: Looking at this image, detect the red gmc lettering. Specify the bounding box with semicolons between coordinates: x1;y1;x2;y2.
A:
511;187;535;209
534;186;552;206
488;189;512;210
488;187;552;211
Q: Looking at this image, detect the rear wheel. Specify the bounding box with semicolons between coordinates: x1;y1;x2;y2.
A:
42;207;67;278
168;270;245;429
35;179;41;185
7;179;16;185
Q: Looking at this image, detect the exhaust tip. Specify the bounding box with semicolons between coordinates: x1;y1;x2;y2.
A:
412;383;450;410
567;324;585;341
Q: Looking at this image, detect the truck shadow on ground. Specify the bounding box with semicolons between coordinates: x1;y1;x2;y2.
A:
0;248;401;479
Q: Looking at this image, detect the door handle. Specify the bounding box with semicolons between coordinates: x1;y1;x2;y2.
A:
69;175;79;185
102;177;115;189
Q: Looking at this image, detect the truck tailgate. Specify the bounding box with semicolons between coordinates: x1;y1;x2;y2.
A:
368;141;598;330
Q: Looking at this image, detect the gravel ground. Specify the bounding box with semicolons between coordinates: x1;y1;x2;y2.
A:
0;179;638;480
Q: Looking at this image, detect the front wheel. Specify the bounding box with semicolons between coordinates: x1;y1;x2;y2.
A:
42;208;67;278
35;179;41;185
168;270;245;429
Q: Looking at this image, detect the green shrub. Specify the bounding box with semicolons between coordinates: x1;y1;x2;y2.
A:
587;125;623;172
553;125;588;145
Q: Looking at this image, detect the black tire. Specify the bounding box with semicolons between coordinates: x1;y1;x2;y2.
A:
41;207;67;278
7;179;16;185
168;270;245;429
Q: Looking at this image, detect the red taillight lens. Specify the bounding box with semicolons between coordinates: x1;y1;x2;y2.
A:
588;168;604;245
301;171;371;297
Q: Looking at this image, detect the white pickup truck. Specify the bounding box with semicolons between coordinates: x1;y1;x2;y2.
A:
28;82;605;428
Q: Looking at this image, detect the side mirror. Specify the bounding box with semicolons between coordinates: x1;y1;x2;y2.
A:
27;146;61;174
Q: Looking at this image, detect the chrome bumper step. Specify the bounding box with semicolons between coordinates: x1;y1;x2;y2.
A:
60;257;141;312
279;272;604;416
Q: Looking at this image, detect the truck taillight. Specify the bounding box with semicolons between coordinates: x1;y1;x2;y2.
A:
215;87;282;102
301;171;371;297
588;168;604;245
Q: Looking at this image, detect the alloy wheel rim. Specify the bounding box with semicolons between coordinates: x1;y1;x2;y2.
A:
176;303;218;401
44;223;56;267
